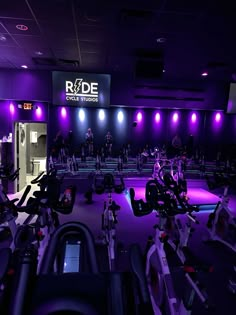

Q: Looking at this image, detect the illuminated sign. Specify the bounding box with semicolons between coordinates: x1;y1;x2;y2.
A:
18;102;34;110
52;71;111;107
23;102;33;110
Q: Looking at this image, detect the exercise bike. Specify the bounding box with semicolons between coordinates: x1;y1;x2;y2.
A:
206;176;236;253
101;192;120;271
2;221;154;315
94;173;124;271
205;175;236;295
130;180;212;314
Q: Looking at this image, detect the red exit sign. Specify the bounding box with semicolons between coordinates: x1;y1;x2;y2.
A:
23;102;33;110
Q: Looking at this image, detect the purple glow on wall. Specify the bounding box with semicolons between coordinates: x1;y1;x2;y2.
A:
188;111;199;135
61;107;67;118
33;103;46;121
36;106;42;118
172;112;179;123
58;107;70;133
212;111;223;133
215;112;221;122
155;112;161;122
9;103;15;115
191;112;197;123
137;112;142;122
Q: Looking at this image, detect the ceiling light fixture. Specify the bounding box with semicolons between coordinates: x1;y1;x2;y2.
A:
16;24;28;31
0;34;7;41
21;65;28;69
35;51;43;56
201;71;208;76
156;37;166;43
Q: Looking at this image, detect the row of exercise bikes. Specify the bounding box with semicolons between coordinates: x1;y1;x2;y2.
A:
0;157;236;314
0;164;157;315
129;158;236;314
130;161;213;315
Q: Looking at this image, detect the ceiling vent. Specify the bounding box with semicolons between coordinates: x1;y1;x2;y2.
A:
57;59;80;67
32;57;57;66
32;57;80;68
134;95;204;102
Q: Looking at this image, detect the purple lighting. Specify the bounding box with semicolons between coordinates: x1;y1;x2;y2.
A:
155;112;160;122
137;112;142;122
61;107;67;118
36;106;42;118
191;112;197;123
9;103;15;115
172;112;179;123
201;71;208;76
215;112;221;122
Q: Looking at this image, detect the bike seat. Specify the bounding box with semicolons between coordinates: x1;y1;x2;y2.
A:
130;188;152;217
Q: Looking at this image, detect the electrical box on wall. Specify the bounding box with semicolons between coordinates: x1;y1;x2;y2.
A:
30;131;38;143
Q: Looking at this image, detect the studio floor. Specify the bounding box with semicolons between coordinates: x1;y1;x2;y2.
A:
6;176;236;315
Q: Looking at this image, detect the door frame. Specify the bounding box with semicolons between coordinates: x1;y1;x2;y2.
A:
13;120;48;193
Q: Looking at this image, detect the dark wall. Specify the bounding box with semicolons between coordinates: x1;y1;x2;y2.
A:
110;74;230;110
0;69;230;110
0;69;51;101
47;106;236;159
0;69;234;161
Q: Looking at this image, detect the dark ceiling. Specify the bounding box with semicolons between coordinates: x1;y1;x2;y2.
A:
0;0;236;81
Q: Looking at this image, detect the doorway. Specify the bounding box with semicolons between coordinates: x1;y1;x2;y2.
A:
14;122;47;192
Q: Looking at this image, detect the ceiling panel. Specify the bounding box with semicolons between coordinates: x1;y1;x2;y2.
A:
38;19;75;37
28;0;72;20
163;0;209;13
0;34;18;47
0;0;234;79
53;48;80;60
0;18;40;36
0;1;32;18
79;40;105;53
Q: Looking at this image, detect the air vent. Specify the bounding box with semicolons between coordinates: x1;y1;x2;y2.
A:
57;59;80;67
135;85;204;93
134;95;204;101
32;57;57;66
32;57;79;67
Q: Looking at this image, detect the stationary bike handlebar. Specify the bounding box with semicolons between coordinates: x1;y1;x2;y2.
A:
1;185;38;214
31;168;58;185
31;171;45;184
